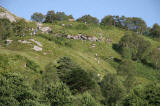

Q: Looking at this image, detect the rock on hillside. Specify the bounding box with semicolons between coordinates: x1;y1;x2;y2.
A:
0;11;16;22
0;6;20;22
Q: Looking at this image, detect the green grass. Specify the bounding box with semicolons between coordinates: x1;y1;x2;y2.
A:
1;21;160;86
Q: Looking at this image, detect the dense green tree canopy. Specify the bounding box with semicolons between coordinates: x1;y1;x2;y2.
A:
44;82;73;106
0;72;41;105
101;15;147;34
77;15;99;25
150;23;160;38
31;12;45;23
118;33;152;60
57;57;96;94
44;10;73;23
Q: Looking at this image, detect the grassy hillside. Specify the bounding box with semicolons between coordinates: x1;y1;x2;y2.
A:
1;10;160;105
1;21;160;83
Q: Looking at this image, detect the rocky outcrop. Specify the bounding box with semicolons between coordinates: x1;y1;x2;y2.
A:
37;23;52;34
32;46;42;51
18;40;31;44
0;12;16;22
29;39;42;47
56;34;99;41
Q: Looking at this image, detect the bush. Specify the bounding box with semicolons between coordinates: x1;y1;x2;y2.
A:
123;83;160;106
0;18;13;40
78;92;100;106
33;63;59;91
145;49;160;69
100;73;125;105
44;82;73;106
0;72;40;105
12;19;30;36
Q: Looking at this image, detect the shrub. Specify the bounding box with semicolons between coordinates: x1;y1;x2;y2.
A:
79;92;100;106
0;72;40;105
12;19;30;36
145;49;160;69
123;83;160;106
0;18;13;40
44;82;73;106
100;73;125;105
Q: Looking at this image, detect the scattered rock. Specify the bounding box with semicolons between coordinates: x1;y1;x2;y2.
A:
18;40;31;44
88;36;98;41
62;24;65;27
37;23;52;34
6;39;13;45
90;44;96;48
66;34;99;41
43;52;47;55
106;38;112;43
29;39;42;47
32;46;42;51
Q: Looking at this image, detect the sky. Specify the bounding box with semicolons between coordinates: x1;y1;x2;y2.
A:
1;0;160;27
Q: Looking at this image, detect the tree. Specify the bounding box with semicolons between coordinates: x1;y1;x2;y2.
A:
100;15;147;34
150;23;160;38
33;62;60;91
65;67;96;94
0;72;40;105
77;15;99;25
44;10;73;23
100;73;125;106
124;17;147;34
118;33;152;61
0;18;13;40
44;82;73;106
31;12;45;23
100;15;115;26
118;59;136;93
44;10;56;23
146;49;160;69
56;56;78;80
55;12;70;21
123;83;160;106
57;57;96;94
